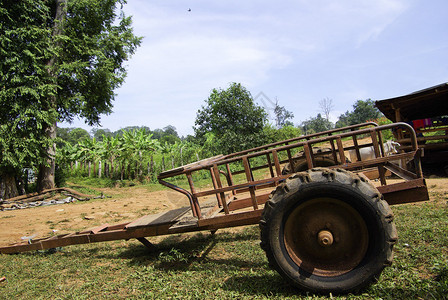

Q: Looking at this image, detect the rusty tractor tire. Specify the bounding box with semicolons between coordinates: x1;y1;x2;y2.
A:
259;168;397;294
282;147;347;175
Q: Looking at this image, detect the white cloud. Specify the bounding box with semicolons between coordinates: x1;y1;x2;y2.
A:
60;0;447;136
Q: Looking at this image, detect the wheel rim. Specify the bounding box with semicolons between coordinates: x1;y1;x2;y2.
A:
283;197;369;277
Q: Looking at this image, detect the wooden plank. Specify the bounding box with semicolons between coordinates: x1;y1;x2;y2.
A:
197;209;263;228
209;167;223;206
158;155;224;178
79;224;110;234
40;234;92;249
377;178;429;205
125;213;164;228
0;242;43;254
227;193;270;211
335;152;415;169
380;184;429;205
303;143;313;169
329;138;339;164
242;157;258;210
271;150;282;176
105;222;130;231
125;206;190;229
351;134;362;161
169;197;220;230
359;168;391;180
377;178;425;194
383;162;418;180
336;137;346;164
213;164;229;214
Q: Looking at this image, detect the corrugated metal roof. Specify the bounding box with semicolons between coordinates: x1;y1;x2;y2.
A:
375;83;448;122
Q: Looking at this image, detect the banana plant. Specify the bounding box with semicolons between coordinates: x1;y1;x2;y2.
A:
120;128;160;179
101;135;122;178
82;138;101;177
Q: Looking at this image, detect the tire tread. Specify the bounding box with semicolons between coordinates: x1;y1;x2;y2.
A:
260;168;397;293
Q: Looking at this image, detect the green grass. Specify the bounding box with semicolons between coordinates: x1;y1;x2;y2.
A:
1;195;447;299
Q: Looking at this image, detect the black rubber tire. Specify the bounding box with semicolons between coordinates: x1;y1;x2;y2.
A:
282;147;348;175
260;168;397;294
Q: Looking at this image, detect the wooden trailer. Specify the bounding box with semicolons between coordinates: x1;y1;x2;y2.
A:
0;122;429;294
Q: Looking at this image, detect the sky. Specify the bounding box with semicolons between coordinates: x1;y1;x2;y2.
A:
60;0;448;137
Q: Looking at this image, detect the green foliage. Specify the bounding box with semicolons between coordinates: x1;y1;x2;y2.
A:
54;164;67;187
113;126;151;137
274;101;294;128
0;0;141;196
57;121;306;184
263;124;301;144
56;127;91;146
91;128;112;142
55;0;142;125
300;113;333;134
371;116;394;140
0;0;57;174
336;99;383;128
194;83;268;154
152;126;181;145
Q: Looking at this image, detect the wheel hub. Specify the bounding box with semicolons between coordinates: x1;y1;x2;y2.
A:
283;197;369;277
317;230;334;247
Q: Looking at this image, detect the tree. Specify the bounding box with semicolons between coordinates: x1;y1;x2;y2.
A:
92;128;112;142
300;113;333;135
1;1;57;198
162;125;179;138
101;135;122;178
274;100;294;129
194;83;268;154
120;129;159;179
319;97;334;122
115;126;151;137
335;99;383;128
57;128;91;146
263;124;301;144
0;0;141;195
152;125;180;145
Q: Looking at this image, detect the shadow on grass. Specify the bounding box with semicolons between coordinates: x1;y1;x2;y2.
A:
95;229;258;257
221;273;302;298
224;274;448;299
112;230;268;271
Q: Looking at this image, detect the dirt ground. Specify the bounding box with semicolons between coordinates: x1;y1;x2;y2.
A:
0;187;190;245
1;177;448;247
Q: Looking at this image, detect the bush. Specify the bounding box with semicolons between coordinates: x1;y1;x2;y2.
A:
55;164;68;187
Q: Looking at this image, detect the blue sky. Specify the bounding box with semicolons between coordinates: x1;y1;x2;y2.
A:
61;0;448;136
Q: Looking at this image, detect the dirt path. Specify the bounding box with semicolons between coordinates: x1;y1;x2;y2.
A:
1;178;447;246
0;186;191;245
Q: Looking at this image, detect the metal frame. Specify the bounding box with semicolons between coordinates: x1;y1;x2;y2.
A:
0;122;429;254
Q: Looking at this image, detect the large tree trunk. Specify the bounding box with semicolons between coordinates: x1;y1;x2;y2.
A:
1;173;19;200
37;0;67;192
37;122;57;191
